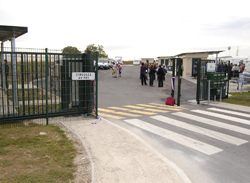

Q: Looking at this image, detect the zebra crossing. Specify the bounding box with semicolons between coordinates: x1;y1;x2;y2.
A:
123;108;250;156
98;103;187;119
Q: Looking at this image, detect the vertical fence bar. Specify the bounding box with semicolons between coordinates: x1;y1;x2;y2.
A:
31;54;35;114
45;48;49;125
21;53;25;115
27;54;30;115
40;54;44;113
49;54;52;112
36;54;39;114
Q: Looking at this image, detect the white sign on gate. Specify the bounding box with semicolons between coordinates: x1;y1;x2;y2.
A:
207;63;216;72
72;72;95;80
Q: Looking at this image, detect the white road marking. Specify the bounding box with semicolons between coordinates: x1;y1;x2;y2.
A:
192;110;250;126
208;108;250;118
124;119;223;155
172;112;250;136
151;115;248;146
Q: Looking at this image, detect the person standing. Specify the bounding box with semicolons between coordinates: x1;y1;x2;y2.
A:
145;62;149;80
118;62;122;77
157;64;165;87
112;62;117;78
140;62;147;85
240;63;245;73
149;64;155;87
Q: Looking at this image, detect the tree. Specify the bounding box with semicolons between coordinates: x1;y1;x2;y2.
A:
62;46;81;54
85;44;108;58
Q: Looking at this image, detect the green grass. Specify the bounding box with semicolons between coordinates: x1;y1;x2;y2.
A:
0;125;77;183
5;89;46;101
221;92;250;106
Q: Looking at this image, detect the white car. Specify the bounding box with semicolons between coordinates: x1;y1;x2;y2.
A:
98;62;104;69
103;62;110;70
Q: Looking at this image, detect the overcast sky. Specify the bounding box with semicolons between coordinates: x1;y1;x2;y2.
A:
1;0;250;60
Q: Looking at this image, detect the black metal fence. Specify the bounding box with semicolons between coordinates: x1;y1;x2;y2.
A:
0;48;96;125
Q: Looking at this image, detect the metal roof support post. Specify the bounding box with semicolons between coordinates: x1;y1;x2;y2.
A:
215;53;218;65
1;41;5;89
11;32;18;107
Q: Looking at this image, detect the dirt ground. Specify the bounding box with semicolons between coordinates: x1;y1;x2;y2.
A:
60;118;185;183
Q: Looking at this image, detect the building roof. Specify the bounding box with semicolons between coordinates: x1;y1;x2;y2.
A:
0;25;28;42
157;56;173;58
175;50;224;57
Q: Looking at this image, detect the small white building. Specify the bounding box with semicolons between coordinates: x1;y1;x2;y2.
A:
133;59;140;65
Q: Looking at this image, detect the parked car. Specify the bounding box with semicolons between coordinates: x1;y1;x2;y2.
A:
98;62;104;69
103;62;110;70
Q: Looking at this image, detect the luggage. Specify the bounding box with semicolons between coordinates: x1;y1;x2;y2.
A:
165;97;175;106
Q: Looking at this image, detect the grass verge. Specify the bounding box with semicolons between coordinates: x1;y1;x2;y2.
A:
0;124;91;183
221;92;250;107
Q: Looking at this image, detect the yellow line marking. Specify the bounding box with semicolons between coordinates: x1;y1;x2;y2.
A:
108;107;130;111
98;108;141;117
123;105;169;113
137;104;183;111
98;112;125;119
108;107;157;115
148;103;187;109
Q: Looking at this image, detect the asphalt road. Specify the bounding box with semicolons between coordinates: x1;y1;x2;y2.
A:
98;65;250;183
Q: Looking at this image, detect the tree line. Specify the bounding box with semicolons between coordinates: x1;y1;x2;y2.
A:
62;44;108;58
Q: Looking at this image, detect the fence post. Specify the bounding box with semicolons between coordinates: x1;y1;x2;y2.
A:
45;48;49;125
196;59;201;104
177;58;182;106
171;58;175;98
208;80;210;104
95;51;99;119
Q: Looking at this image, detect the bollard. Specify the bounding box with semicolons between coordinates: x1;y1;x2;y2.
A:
220;87;222;102
208;80;210;104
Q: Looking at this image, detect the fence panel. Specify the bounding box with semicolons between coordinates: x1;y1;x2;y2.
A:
0;49;95;124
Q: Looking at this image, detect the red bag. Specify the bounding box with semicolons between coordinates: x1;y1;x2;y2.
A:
165;97;175;106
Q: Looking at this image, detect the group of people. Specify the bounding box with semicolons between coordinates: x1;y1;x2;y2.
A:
217;61;245;74
112;62;122;78
216;61;245;78
140;61;167;87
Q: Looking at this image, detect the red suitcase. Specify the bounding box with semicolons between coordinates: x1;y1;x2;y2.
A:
165;97;175;106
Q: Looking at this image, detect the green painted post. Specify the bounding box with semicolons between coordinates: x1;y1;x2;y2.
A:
196;59;201;104
45;48;49;125
227;61;230;98
95;51;99;119
171;58;175;98
177;58;182;106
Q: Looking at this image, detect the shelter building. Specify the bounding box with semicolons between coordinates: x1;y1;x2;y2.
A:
0;25;28;102
174;50;224;78
140;58;155;65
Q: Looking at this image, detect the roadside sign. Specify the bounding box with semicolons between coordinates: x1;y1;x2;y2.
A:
239;73;244;85
72;72;95;80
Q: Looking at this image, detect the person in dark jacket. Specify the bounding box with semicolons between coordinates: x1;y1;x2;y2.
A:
157;64;165;87
140;63;147;85
149;64;155;86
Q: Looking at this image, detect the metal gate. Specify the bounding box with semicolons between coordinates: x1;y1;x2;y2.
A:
0;48;96;124
196;59;230;104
